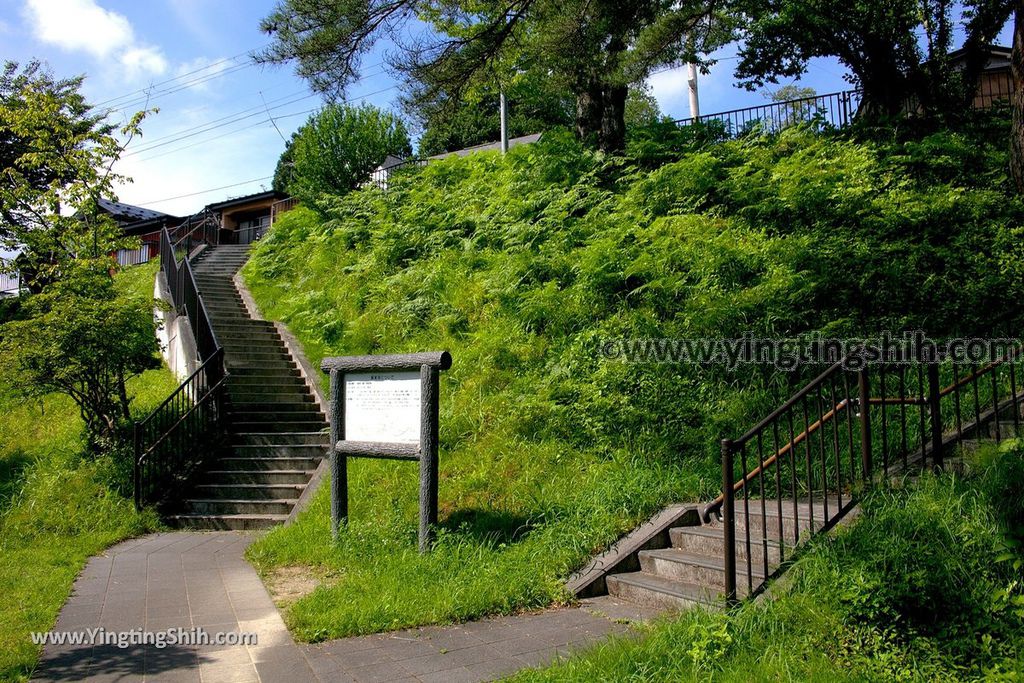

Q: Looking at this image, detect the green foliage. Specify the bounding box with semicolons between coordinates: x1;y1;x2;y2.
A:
288;102;411;208
272;130;299;193
0;260;160;448
514;462;1024;682
0;60;145;279
412;69;573;157
258;0;736;151
735;0;1011;119
624;84;665;129
975;439;1024;542
0;261;169;682
243;121;1024;640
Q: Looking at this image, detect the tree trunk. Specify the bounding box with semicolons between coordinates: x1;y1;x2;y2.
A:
1011;0;1024;193
575;82;603;147
599;83;628;153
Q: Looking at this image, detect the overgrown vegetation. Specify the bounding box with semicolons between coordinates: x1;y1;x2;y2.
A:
0;261;170;682
243;117;1024;640
0;60;158;449
514;442;1024;682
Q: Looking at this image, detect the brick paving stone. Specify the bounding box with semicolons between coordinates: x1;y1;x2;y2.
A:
35;531;642;682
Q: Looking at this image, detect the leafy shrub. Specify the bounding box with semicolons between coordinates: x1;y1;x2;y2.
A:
244;120;1024;639
287;102;411;209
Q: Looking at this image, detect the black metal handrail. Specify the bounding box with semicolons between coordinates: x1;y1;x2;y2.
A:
674;90;862;136
133;349;228;509
712;344;1024;604
133;225;227;509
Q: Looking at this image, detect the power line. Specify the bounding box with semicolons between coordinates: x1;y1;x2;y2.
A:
139;176;273;205
122;91;318;156
93;46;266;108
129;108;318;163
101;62;257;116
119;61;387;156
129;82;400;163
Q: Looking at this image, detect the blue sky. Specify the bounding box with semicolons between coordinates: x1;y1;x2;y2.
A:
0;0;1013;217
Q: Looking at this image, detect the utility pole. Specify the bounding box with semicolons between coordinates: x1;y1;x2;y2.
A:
687;62;700;119
499;90;509;153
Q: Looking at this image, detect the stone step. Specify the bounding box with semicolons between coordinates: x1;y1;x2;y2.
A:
196;286;243;294
232;432;329;446
227;375;308;388
223;356;292;366
213;325;277;334
221;343;289;355
204;300;247;310
670;526;785;564
605;572;715;611
217;333;284;344
722;500;833;541
229;385;311;395
638;548;768;593
205;304;250;313
203;470;314;485
229;367;301;378
202;299;246;309
192;483;305;500
228;395;316;408
165;514;287;531
226;360;299;371
229;409;325;423
217;455;322;470
198;287;242;295
988;420;1023;439
230;421;326;433
182;498;295;515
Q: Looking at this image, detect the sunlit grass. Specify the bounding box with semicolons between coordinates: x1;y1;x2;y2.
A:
513;445;1024;681
0;261;171;681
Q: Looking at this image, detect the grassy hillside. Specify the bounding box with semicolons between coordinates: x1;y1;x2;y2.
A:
514;442;1024;682
0;261;173;682
242;122;1024;640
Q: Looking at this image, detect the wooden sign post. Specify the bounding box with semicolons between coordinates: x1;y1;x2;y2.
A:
320;351;452;553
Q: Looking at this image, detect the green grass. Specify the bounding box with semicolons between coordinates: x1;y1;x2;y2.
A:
512;443;1024;682
243;124;1024;642
0;261;175;682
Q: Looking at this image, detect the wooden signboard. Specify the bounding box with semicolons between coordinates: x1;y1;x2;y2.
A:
320;352;452;552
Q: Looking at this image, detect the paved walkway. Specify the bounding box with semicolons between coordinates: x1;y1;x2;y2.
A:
33;532;645;682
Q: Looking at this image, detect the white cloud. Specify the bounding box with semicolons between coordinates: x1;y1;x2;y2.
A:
23;0;167;78
121;46;169;79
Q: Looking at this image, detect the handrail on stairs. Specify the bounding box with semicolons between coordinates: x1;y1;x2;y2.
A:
133;226;228;510
710;343;1024;604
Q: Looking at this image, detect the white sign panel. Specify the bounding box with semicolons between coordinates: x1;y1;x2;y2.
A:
343;371;421;443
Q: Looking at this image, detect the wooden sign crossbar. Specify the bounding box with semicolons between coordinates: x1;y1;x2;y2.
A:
320;351;452;553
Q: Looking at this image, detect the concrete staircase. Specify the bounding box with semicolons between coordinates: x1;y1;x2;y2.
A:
604;499;830;610
600;412;1018;611
166;245;328;530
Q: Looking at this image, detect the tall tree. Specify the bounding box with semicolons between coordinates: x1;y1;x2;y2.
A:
1011;0;1024;192
735;0;1012;119
257;0;736;152
0;62;159;448
286;102;411;205
0;61;142;285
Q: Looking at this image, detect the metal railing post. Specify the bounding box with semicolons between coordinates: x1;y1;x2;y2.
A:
721;438;737;606
858;366;872;481
927;361;944;470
